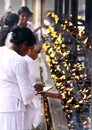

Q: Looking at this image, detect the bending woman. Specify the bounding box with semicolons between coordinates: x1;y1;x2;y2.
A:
0;26;37;130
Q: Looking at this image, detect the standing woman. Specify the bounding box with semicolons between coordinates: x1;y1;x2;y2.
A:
3;12;19;46
0;26;37;130
17;6;46;33
0;12;19;46
24;43;43;130
18;6;30;27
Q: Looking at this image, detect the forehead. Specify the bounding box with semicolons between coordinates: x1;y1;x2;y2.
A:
33;48;42;54
19;12;29;17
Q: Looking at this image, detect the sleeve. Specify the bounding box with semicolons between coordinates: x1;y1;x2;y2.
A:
14;59;36;105
28;60;36;84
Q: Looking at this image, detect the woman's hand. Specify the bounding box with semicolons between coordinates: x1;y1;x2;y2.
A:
40;92;61;99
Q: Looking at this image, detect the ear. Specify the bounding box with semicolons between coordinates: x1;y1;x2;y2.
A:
22;41;27;47
28;48;32;53
20;41;28;51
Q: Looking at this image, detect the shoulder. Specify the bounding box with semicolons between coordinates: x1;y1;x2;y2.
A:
27;22;34;32
15;54;27;66
14;55;28;73
23;55;35;68
5;32;12;46
27;21;32;25
24;55;33;62
6;48;27;67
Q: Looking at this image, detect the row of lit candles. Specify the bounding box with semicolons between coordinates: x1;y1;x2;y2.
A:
42;11;91;129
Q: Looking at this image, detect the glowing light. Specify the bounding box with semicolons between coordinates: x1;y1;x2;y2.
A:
42;11;91;130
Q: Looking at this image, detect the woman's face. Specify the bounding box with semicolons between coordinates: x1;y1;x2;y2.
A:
28;46;41;60
18;13;29;27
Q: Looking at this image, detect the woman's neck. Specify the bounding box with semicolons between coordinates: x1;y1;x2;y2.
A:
7;43;20;54
18;22;27;27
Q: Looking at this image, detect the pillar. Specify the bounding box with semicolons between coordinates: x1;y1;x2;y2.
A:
21;0;27;6
54;0;63;22
71;0;78;26
33;0;42;39
41;0;45;25
85;0;92;34
65;0;69;19
4;0;12;12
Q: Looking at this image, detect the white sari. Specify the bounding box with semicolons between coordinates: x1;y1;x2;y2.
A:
0;46;36;130
24;55;41;130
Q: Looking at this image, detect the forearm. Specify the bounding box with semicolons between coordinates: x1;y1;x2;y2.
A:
33;26;42;33
42;92;61;99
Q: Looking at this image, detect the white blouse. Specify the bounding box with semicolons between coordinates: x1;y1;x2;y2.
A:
24;55;41;129
27;21;34;32
24;55;36;85
0;46;36;112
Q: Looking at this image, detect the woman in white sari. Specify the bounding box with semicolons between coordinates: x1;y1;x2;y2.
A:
0;26;37;130
24;43;61;130
24;43;42;130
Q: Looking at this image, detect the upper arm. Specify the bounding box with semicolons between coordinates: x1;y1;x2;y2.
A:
14;60;36;105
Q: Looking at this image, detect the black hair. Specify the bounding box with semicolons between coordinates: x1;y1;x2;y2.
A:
3;12;19;27
0;12;19;46
18;6;31;15
10;26;36;46
0;26;9;46
29;11;33;16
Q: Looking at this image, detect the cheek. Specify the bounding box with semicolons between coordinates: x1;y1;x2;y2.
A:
25;48;29;54
19;16;23;21
20;16;27;23
22;48;29;56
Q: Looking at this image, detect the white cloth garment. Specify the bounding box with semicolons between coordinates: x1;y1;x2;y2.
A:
24;55;36;84
5;23;34;47
5;32;12;46
0;112;22;130
0;46;36;130
23;96;41;130
27;21;34;32
24;55;41;130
